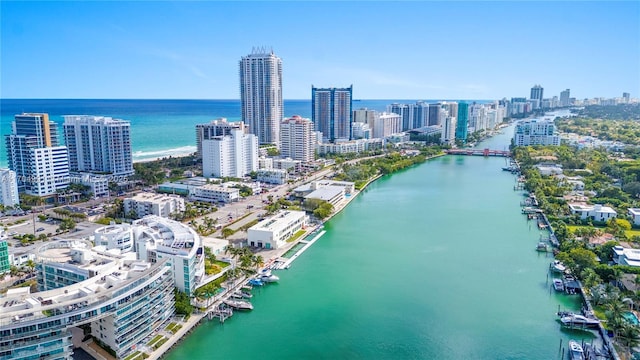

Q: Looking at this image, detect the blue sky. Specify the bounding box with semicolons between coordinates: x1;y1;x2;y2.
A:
1;1;639;100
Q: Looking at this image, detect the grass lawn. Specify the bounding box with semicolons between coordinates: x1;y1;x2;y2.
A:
214;260;230;268
625;229;640;238
147;335;164;347
287;229;306;243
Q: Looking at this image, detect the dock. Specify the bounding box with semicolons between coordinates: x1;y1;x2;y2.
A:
279;230;326;269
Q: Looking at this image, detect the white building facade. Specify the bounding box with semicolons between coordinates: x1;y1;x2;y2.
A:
63;115;134;176
124;192;186;219
0;168;19;207
513;119;561;147
371;112;402;139
6;113;70;196
202;129;259;178
257;169;289;184
568;203;617;222
190;184;240;203
280;115;315;163
247;210;308;249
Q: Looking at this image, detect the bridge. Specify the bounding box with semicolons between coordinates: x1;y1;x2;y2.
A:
445;148;511;157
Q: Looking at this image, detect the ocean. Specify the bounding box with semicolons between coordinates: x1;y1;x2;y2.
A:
0;98;488;166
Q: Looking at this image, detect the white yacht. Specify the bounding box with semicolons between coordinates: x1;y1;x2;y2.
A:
553;279;564;292
550;260;566;273
568;340;585;360
260;269;280;283
560;314;600;328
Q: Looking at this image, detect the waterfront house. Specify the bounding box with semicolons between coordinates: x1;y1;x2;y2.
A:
568;203;617;222
535;163;563;176
629;208;640;226
613;245;640;267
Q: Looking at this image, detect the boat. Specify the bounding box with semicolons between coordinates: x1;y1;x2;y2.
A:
223;299;253;310
536;242;551;252
259;269;280;283
248;278;264;286
553;279;565;292
550;260;566;273
568;340;585;360
560;314;600;328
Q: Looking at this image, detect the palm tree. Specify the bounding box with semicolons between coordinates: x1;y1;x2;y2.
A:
252;255;264;270
606;300;627;337
618;323;640;358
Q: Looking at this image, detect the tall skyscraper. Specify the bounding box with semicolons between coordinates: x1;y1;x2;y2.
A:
560;89;571;107
623;92;631;103
5;113;69;196
280;115;315;163
202;129;258;178
63;115;134;176
311;86;353;143
196;118;247;159
530;84;544;106
455;102;469;143
428;103;442;126
388;103;414;131
240;48;283;147
0;169;19;207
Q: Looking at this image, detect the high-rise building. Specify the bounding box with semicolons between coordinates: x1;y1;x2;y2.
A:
353;108;378;130
388;103;414;131
455;102;469;143
623;92;631;103
5;113;69;196
63;115;134;176
371;112;402;139
240;48;283;147
312;86;353;142
196;118;247;159
560;89;571;107
513;119;560;147
530;85;544;107
441;116;457;145
428;104;441;126
413;102;429;129
351;122;371;139
0;169;19;207
280;115;315;163
202;129;258;178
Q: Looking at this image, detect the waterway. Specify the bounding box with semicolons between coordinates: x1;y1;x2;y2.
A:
166;123;589;359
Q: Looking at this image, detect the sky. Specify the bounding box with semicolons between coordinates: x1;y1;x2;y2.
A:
1;1;639;100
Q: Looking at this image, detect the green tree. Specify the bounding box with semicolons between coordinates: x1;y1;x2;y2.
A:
556;247;598;276
173;289;193;316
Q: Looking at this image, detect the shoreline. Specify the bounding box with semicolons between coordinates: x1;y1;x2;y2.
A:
151;151;447;359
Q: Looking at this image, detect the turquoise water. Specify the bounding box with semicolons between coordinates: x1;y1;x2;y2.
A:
165;125;590;360
624;312;639;325
0;99;490;165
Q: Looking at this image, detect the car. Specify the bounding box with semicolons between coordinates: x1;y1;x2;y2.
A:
36;227;45;232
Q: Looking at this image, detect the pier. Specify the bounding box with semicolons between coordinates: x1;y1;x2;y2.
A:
279;230;327;269
446;148;511;157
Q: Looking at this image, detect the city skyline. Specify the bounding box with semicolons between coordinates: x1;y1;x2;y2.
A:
2;1;638;100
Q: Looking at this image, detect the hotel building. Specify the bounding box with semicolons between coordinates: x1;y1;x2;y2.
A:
195;118;247;160
63;115;134;176
240;48;283;147
5;113;70;196
202;129;259;178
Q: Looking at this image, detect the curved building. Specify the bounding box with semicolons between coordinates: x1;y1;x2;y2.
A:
1;239;174;360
